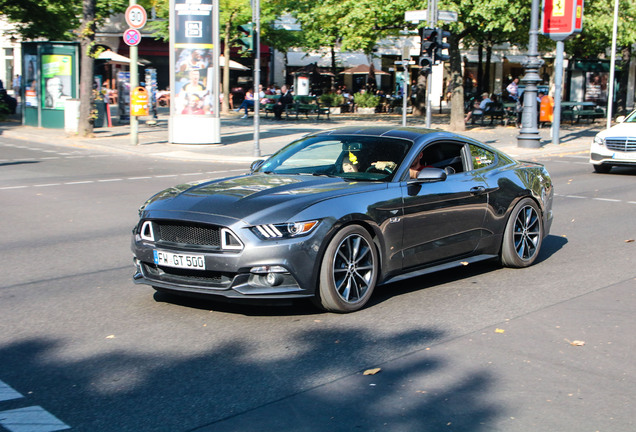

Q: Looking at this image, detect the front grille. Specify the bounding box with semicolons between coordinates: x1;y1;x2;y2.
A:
141;262;234;289
155;222;221;247
605;137;636;152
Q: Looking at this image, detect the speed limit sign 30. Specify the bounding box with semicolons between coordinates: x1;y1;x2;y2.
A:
126;4;147;29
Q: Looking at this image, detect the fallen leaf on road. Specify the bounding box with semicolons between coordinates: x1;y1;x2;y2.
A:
363;368;381;375
461;261;469;266
495;328;505;333
565;338;585;346
105;335;115;339
625;239;634;243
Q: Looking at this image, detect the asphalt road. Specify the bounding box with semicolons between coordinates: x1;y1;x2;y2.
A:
0;135;634;432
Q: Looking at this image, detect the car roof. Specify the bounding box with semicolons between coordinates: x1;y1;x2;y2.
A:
309;126;479;144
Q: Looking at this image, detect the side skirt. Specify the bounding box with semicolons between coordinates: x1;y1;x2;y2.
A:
379;254;498;286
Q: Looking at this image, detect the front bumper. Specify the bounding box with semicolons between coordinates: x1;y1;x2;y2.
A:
131;220;330;300
590;140;636;166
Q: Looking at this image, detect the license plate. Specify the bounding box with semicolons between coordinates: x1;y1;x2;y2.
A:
154;250;206;270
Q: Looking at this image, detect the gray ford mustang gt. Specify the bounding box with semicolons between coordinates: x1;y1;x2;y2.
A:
131;127;553;312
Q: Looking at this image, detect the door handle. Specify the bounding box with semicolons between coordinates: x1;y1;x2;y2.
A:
470;186;486;195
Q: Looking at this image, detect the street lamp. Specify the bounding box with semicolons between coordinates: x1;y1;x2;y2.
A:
517;0;544;148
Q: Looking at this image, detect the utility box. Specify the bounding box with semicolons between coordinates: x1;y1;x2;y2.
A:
64;99;80;133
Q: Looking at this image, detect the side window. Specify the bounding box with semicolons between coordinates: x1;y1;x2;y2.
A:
469;145;496;170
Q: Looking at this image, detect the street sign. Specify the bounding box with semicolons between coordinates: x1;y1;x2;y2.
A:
125;4;147;29
123;28;142;46
405;10;458;23
541;0;582;41
394;60;416;65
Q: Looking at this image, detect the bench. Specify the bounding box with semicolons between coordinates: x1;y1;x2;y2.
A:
472;102;509;126
285;96;330;120
262;94;280;118
575;106;604;123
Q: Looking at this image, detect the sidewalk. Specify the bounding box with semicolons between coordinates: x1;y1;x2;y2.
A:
0;107;598;162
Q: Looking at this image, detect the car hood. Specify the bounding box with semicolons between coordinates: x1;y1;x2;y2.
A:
141;173;385;224
598;122;636;138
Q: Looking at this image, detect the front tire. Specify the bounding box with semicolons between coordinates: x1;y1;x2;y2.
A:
593;164;612;173
501;198;543;268
317;225;378;313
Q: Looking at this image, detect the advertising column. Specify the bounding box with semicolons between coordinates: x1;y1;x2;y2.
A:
169;0;221;144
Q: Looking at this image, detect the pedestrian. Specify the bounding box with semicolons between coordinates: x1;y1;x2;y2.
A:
506;77;520;102
12;74;20;99
465;92;492;123
273;85;293;120
234;88;254;118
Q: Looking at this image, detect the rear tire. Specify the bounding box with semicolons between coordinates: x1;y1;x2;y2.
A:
501;198;543;268
317;225;378;313
593;164;612;173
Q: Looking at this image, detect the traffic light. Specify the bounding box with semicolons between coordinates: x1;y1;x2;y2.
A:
434;28;451;63
238;23;254;54
420;27;437;58
418;27;436;76
419;56;432;76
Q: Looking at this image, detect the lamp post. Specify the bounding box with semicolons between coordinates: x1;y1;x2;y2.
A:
517;0;544;148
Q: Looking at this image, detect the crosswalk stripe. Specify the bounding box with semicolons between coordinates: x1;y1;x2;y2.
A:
0;380;22;402
0;406;70;432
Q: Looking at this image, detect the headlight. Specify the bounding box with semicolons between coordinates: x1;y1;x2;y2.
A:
251;220;319;239
593;135;605;147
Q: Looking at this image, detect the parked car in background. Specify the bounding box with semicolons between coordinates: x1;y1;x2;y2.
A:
131;127;554;313
590;109;636;173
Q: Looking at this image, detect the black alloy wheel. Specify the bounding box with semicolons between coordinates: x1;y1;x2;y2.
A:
317;225;378;313
501;198;543;268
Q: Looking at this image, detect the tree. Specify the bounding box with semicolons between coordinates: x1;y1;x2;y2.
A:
566;0;636;114
1;0;127;136
440;0;533;130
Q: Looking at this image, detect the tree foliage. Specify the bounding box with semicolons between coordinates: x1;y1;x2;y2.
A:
0;0;127;40
566;0;636;58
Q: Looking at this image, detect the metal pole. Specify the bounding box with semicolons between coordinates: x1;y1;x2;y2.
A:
401;36;409;127
552;41;564;145
606;0;619;129
403;67;409;127
252;0;261;157
425;0;437;128
517;0;543;148
129;0;138;146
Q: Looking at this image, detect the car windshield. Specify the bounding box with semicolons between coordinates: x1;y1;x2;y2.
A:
256;135;412;181
623;110;636;123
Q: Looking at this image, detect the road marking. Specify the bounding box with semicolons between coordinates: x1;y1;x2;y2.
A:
64;180;94;185
0;380;22;402
0;380;70;431
0;406;70;432
0;186;28;190
0;169;247;191
556;194;633;204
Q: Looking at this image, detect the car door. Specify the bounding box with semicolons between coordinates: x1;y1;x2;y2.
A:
400;140;489;269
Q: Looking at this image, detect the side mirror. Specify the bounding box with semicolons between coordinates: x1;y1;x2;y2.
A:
250;159;265;173
413;167;447;182
615;116;626;124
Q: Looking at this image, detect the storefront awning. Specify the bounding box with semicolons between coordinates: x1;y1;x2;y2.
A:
287;51;370;68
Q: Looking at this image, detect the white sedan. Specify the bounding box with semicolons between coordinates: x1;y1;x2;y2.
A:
590;109;636;173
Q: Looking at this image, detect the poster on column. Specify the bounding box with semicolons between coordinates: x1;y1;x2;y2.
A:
173;0;214;116
42;55;73;109
24;54;39;107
